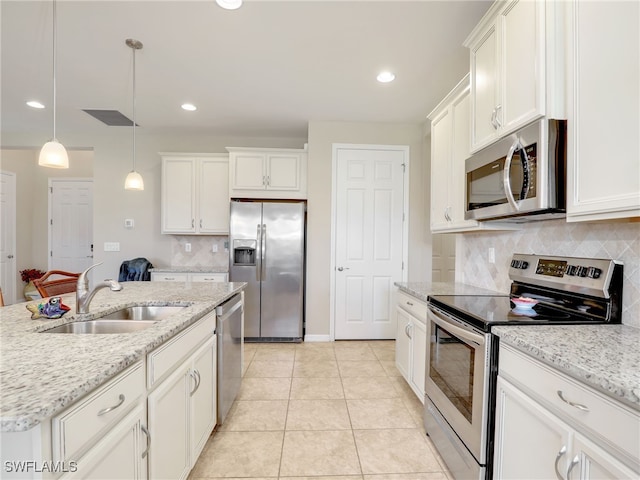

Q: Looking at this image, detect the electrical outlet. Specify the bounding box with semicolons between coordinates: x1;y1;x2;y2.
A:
212;244;218;253
185;243;191;253
488;247;496;264
124;218;134;229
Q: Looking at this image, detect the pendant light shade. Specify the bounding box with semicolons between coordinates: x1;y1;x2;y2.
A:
40;0;69;169
39;139;69;168
124;38;144;191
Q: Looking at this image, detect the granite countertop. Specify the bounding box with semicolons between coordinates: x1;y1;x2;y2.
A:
395;281;504;303
494;324;640;410
150;266;228;273
0;281;245;432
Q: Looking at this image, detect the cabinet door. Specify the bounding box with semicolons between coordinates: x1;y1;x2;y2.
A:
430;107;452;231
573;433;639;480
500;0;544;132
494;376;571;479
148;364;190;480
230;153;266;190
162;158;196;233
190;338;216;466
395;307;412;380
567;0;640;221
199;158;229;234
266;153;300;190
470;23;498;151
409;318;426;401
449;87;478;229
61;405;147;480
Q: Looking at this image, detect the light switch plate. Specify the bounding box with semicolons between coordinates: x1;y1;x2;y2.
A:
104;242;120;252
124;219;134;229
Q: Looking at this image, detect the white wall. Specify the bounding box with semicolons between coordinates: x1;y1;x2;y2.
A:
1;148;93;292
305;121;431;338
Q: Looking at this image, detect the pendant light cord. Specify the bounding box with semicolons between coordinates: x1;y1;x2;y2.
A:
52;0;58;140
132;44;137;172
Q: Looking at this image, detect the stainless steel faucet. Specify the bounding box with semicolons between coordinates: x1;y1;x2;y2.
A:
76;263;123;314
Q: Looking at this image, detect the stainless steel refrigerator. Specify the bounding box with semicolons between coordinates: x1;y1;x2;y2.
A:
229;200;305;341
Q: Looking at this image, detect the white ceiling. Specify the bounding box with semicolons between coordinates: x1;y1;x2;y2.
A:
1;0;492;140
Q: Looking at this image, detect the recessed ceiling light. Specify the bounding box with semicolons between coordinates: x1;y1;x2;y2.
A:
181;103;197;111
27;100;45;109
376;71;396;83
216;0;242;10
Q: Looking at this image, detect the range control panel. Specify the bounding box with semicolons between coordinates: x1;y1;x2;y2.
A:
509;254;621;298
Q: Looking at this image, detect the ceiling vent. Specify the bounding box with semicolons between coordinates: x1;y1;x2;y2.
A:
82;109;138;126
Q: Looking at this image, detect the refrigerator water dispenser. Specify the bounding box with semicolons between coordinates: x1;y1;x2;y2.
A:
233;239;256;265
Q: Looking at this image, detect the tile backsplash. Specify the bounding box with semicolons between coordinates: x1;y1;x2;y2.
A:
170;236;229;269
456;219;640;328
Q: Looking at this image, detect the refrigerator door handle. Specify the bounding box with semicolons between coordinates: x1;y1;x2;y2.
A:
261;224;267;282
256;223;262;282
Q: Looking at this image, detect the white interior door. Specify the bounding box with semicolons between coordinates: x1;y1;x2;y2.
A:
333;146;407;339
49;179;93;272
432;234;456;283
1;171;17;304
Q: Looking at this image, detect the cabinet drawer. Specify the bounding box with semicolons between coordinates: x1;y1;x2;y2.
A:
147;313;215;388
190;273;228;282
499;345;639;464
53;361;145;463
151;272;188;282
397;291;427;323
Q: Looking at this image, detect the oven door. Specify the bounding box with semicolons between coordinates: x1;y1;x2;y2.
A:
425;304;492;464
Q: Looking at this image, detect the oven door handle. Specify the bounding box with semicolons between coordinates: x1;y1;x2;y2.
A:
428;306;485;347
503;139;526;212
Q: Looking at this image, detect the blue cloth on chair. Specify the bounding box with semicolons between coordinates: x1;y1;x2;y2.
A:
118;258;153;282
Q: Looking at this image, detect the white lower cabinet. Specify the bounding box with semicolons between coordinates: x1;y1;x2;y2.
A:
60;404;148;480
494;344;639;479
147;336;216;480
394;291;427;402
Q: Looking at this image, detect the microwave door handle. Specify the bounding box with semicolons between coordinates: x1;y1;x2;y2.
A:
503;139;523;211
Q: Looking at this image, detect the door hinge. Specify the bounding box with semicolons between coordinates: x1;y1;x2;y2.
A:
50;251;53;257
402;261;405;270
50;187;53;194
50;219;53;225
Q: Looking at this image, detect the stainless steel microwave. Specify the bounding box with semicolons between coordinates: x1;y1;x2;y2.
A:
465;119;566;222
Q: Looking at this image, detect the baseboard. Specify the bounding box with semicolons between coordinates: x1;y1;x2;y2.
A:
303;334;332;342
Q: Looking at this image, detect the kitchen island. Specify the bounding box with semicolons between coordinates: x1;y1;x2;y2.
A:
0;281;245;480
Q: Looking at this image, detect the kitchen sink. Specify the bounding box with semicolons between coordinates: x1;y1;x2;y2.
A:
42;320;156;334
40;305;188;334
95;305;187;321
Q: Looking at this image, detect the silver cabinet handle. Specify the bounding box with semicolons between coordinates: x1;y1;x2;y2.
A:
554;445;567;480
190;369;201;395
566;454;579;480
405;323;412;339
262;175;266;186
406;301;414;306
557;391;589;412
494;104;502;128
191;219;195;228
266;175;271;186
200;219;203;228
490;108;498;129
141;424;150;459
97;394;125;416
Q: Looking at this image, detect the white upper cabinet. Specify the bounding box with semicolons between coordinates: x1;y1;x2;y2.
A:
566;0;640;221
465;0;565;153
161;154;229;235
227;147;307;199
428;75;515;233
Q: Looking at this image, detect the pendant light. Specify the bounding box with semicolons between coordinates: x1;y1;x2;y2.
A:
124;38;144;191
39;0;69;169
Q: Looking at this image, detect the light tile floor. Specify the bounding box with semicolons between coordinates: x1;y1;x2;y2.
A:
189;340;453;480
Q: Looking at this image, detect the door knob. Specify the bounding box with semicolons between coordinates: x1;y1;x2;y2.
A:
337;267;350;271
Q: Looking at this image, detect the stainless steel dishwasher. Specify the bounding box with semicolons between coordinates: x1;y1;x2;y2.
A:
215;293;243;424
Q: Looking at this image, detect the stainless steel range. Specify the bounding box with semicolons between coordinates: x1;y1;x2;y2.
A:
424;253;623;480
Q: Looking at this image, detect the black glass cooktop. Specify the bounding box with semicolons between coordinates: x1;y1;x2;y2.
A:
429;295;606;333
